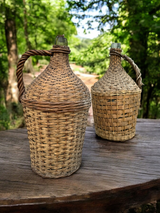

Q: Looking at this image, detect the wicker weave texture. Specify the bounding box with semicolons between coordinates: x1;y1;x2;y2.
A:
22;49;90;105
91;48;141;141
17;45;91;178
23;107;88;178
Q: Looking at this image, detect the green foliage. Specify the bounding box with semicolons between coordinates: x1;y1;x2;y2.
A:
0;54;8;89
0;2;8;99
0;54;8;105
16;0;77;64
19;0;76;51
0;0;77;65
149;101;160;119
73;33;113;76
0;105;10;130
69;36;92;62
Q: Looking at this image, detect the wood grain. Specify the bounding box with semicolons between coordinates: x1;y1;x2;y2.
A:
0;119;160;212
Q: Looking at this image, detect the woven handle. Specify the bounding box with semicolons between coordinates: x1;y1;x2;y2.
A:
16;50;53;102
110;50;143;89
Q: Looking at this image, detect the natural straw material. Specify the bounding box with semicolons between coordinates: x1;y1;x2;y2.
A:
16;44;91;178
91;48;142;141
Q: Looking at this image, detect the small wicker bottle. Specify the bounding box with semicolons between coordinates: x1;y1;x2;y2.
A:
16;35;91;178
91;43;143;141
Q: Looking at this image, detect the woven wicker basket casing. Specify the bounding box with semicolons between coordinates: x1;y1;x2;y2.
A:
16;36;91;178
91;45;142;141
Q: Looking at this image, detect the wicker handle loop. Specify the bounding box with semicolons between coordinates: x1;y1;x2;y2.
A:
16;50;52;102
110;50;143;89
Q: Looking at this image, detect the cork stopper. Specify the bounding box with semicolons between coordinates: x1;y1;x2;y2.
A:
55;35;68;46
111;43;121;49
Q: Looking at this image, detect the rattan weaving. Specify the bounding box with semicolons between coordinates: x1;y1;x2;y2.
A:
91;45;142;141
16;37;91;178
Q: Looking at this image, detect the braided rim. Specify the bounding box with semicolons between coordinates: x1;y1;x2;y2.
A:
16;46;91;112
21;99;90;113
110;49;143;89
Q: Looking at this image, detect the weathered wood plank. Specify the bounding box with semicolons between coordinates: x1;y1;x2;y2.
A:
0;119;160;212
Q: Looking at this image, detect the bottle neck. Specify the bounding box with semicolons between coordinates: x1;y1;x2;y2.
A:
50;52;71;73
109;48;122;67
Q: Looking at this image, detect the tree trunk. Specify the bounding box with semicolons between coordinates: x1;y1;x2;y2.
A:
23;0;34;73
5;9;18;106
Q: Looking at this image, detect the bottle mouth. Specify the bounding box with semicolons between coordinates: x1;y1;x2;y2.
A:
110;48;122;58
55;35;68;46
111;43;121;49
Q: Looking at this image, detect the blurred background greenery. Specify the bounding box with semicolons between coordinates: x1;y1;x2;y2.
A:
0;0;160;131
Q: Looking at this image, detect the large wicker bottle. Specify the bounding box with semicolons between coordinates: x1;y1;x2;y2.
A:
91;43;143;141
16;35;91;178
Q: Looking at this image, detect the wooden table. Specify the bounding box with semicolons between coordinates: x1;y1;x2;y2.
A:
0;119;160;213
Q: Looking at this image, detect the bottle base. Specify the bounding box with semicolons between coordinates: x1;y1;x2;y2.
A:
95;130;135;142
31;163;81;178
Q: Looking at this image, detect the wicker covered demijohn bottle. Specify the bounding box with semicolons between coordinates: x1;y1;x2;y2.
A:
91;43;143;141
16;35;91;178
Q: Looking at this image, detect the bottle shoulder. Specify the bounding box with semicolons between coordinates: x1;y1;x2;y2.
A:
91;66;141;95
22;59;90;104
